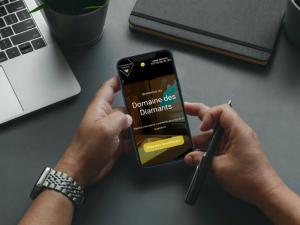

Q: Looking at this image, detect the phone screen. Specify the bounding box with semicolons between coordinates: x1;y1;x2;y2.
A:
117;50;193;167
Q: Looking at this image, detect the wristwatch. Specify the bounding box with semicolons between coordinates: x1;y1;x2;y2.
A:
30;167;84;208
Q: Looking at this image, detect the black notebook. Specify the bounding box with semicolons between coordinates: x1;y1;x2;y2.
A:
129;0;285;65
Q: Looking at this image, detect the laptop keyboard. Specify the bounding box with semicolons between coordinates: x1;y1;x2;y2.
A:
0;0;46;62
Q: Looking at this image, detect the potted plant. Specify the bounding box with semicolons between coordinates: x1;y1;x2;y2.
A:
32;0;109;48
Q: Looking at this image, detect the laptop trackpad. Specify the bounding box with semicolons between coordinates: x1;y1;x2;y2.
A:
0;66;23;123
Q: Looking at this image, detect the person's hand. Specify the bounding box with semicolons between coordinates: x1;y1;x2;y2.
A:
55;77;132;188
184;102;284;206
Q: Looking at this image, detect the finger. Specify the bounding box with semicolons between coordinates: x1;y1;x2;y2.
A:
94;76;120;105
184;150;205;166
192;131;213;149
112;107;130;138
104;111;132;135
184;102;210;120
200;104;244;134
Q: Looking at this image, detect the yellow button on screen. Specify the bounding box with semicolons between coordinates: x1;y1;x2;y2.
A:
143;136;185;153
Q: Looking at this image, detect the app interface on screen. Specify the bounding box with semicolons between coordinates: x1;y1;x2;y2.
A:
118;52;193;166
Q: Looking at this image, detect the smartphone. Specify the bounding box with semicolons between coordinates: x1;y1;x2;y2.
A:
117;50;193;167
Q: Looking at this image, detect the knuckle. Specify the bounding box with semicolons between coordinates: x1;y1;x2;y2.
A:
100;101;111;114
206;110;215;121
204;108;212;116
197;103;206;109
199;104;209;115
111;112;126;124
117;112;128;124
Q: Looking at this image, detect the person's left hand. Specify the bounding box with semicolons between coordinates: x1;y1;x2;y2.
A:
55;77;133;188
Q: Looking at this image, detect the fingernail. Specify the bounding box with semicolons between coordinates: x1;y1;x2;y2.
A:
126;115;133;127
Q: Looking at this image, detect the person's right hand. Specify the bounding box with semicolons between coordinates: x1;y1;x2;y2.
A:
184;102;284;206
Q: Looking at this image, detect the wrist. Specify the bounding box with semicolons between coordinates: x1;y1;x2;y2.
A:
257;183;289;208
254;183;300;225
55;151;89;188
252;166;285;208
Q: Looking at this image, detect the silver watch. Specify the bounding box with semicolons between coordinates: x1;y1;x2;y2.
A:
30;167;84;208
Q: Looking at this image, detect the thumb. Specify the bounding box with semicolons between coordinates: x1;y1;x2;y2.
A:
184;150;206;166
104;111;132;135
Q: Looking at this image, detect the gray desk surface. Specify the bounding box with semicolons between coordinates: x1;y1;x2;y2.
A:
1;0;300;224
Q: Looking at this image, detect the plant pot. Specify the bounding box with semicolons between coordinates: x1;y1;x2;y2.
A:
39;0;109;48
284;0;300;48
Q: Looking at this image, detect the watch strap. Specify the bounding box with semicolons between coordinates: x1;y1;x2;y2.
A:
31;167;84;208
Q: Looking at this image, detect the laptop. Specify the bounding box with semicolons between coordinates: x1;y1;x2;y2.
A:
0;0;81;125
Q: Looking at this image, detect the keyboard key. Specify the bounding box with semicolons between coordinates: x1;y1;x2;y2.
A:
12;19;35;33
0;51;7;62
6;46;20;58
0;26;13;38
18;42;32;54
4;13;18;25
0;18;5;28
17;9;30;21
6;1;25;13
0;38;12;50
0;6;7;16
11;28;40;45
31;38;46;50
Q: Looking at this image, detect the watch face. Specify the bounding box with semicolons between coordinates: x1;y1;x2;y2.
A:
30;167;51;199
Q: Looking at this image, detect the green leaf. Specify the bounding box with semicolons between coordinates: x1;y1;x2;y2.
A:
29;3;49;13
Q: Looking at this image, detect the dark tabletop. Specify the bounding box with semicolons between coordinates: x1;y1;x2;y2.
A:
1;0;300;224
